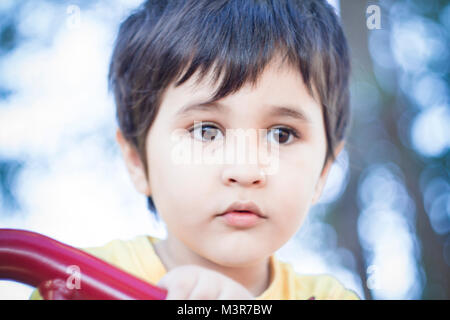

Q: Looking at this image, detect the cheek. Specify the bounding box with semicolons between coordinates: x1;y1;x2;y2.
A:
146;135;215;220
270;151;322;225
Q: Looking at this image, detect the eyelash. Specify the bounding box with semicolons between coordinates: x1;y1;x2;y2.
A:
187;122;301;145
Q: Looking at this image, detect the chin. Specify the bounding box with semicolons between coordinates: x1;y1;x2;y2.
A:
206;248;267;268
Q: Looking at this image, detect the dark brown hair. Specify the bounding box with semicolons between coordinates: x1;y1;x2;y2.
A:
108;0;351;214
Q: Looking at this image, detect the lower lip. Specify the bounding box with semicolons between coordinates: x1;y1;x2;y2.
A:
220;211;264;228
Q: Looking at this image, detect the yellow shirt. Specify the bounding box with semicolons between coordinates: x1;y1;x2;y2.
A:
29;235;360;300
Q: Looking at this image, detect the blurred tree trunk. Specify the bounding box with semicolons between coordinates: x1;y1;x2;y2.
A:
337;0;375;300
384;102;450;299
339;0;449;300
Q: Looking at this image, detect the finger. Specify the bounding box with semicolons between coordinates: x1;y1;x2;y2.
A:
38;279;75;300
216;282;254;300
158;274;197;300
188;277;220;300
157;265;198;289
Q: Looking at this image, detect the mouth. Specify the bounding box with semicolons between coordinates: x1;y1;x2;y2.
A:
218;200;266;217
217;201;267;228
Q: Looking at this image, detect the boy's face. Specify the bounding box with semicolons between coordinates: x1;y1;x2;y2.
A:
117;57;342;266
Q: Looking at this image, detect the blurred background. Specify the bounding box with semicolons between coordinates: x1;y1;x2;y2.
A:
0;0;448;300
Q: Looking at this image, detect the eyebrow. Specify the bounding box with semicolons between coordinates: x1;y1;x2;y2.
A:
175;101;228;118
266;105;312;123
175;100;312;123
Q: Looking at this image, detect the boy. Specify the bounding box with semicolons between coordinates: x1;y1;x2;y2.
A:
31;0;359;299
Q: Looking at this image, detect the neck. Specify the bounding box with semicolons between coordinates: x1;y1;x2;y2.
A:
153;235;272;297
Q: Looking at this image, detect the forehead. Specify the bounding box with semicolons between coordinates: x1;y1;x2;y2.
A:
160;59;322;124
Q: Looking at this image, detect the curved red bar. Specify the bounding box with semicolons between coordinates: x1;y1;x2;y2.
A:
0;228;167;300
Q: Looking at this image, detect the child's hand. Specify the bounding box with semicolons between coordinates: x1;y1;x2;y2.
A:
157;265;255;300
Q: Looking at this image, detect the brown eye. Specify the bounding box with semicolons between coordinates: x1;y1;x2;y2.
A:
268;127;299;145
190;123;223;142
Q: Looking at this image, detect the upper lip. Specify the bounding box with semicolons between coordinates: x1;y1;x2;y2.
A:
219;201;266;218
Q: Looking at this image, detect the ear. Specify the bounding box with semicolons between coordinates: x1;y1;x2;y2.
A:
115;128;151;196
311;141;345;205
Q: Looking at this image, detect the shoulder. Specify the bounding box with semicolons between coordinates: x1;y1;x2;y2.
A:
79;235;162;281
295;273;360;300
276;258;360;300
81;236;147;266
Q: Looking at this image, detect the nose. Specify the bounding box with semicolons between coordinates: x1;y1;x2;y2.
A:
221;165;267;188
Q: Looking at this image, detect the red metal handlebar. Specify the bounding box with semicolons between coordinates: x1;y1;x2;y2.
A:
0;228;167;300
